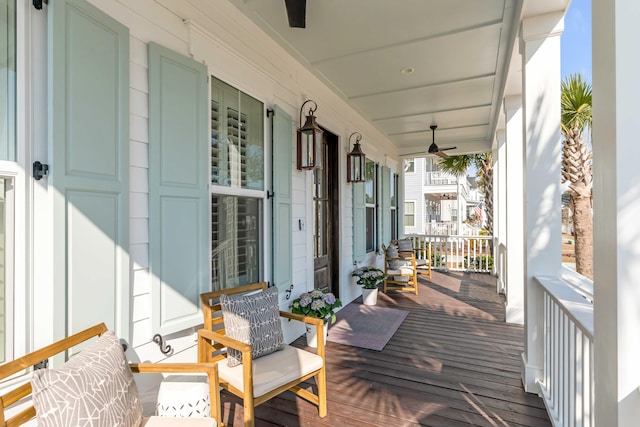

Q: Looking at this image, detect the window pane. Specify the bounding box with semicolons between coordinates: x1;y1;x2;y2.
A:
404;159;414;173
365;159;375;204
0;0;16;161
366;207;375;252
211;195;261;291
404;202;415;227
211;77;264;190
0;178;9;363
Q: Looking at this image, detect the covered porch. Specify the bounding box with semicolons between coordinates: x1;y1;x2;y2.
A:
220;273;551;426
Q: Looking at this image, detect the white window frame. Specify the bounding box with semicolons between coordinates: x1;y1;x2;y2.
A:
404;201;416;227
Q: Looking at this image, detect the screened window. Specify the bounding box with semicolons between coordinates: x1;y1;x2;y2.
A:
365;160;376;252
0;0;16;161
210;77;264;290
210;77;264;190
404;158;414;173
404;201;415;227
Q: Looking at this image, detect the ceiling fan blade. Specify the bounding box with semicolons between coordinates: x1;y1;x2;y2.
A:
435;151;449;159
284;0;306;28
438;146;457;152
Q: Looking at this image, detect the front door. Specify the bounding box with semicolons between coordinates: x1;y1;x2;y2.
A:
313;131;339;295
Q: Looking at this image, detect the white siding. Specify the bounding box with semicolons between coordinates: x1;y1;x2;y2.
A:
60;0;404;361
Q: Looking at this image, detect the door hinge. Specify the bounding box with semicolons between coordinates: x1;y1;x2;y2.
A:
266;108;274;118
33;0;48;10
33;161;49;180
33;359;49;370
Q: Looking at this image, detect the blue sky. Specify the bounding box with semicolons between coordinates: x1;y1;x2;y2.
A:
561;0;592;83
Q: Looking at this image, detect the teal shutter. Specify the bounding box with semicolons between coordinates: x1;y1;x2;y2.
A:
49;0;129;339
352;182;366;261
148;43;209;335
398;172;405;237
381;166;391;246
271;106;293;290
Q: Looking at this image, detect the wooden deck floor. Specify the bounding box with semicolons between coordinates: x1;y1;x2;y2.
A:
220;271;551;426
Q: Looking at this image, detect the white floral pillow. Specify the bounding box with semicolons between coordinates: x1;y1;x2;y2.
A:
31;331;142;427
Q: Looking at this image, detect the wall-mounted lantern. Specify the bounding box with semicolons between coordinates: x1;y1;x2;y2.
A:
296;100;323;170
347;132;366;183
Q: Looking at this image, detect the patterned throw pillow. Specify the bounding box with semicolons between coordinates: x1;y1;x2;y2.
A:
386;244;402;269
397;238;414;253
31;331;142;427
220;286;285;367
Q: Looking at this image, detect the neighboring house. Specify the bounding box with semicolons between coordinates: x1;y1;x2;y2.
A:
403;157;474;235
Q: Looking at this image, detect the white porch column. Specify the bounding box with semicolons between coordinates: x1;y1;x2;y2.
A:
493;130;506;289
520;13;563;393
504;96;525;325
593;0;640;424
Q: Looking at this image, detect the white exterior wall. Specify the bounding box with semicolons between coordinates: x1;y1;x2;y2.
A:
24;0;401;362
402;158;425;235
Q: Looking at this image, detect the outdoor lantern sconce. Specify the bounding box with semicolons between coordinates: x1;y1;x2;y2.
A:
347;132;366;183
297;99;323;170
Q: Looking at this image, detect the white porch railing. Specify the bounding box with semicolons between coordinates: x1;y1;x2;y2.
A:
534;275;595;427
406;234;493;273
424;171;457;185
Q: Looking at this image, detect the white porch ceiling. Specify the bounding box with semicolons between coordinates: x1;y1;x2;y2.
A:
205;0;569;157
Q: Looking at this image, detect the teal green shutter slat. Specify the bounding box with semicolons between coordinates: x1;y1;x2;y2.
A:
272;106;293;290
352;182;366;261
381;166;391;246
148;43;208;335
49;0;130;340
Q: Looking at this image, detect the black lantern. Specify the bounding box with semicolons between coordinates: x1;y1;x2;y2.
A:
347;132;366;183
296;100;323;170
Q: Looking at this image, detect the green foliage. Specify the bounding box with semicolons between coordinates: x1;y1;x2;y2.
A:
463;255;494;271
561;74;592;138
290;289;342;324
351;266;386;289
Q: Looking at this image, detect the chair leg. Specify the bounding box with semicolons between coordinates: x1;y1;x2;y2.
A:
243;402;255;427
317;367;327;417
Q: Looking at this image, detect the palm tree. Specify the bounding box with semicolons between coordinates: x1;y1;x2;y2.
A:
437;153;493;235
561;73;593;279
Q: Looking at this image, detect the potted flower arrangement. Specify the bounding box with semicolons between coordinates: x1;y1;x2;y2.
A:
351;266;386;305
290;289;342;347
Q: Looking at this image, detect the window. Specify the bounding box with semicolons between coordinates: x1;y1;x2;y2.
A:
390;172;398;240
210;77;264;290
0;0;16;161
404;158;414;173
404;201;415;227
0;0;15;363
365;159;376;252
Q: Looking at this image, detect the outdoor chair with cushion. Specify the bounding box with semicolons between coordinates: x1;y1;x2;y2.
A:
382;242;419;295
397;237;432;280
0;323;221;427
198;282;327;427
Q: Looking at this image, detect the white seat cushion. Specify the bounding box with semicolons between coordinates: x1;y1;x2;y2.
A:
386;266;415;275
415;259;428;266
141;416;216;426
218;344;323;398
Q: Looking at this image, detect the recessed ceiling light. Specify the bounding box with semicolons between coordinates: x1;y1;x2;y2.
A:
401;67;415;74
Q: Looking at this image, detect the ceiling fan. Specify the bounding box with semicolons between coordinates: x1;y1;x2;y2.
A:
427;125;456;158
284;0;306;28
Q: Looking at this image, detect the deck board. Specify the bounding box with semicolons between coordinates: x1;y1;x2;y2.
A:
220;271;551;426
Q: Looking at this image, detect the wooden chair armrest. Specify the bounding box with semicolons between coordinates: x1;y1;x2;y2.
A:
130;362;221;422
197;329;251;354
279;311;323;325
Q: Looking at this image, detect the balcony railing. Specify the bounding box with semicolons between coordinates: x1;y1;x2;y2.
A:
534;275;594;427
406;234;493;273
424;171;458;185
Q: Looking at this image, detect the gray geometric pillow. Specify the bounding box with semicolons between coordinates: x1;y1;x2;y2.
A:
220;286;285;367
397;238;414;253
31;330;142;427
386;244;402;269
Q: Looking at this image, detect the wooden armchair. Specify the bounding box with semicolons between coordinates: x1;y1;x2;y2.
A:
0;323;221;427
397;237;432;280
199;282;327;427
382;243;419;295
